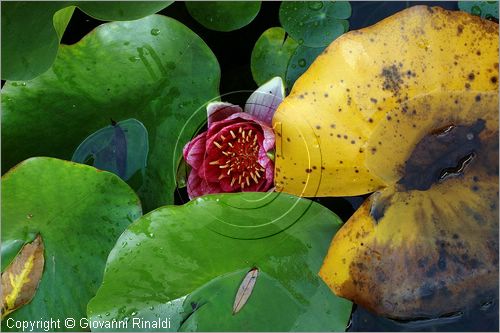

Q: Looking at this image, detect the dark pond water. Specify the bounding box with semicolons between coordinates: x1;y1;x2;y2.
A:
22;1;500;331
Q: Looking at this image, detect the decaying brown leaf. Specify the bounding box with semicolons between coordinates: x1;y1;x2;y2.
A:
232;267;259;315
1;234;45;318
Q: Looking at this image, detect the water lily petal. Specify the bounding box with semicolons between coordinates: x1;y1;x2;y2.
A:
207;102;242;127
186;168;222;199
211;112;276;152
183;132;207;170
245;77;285;126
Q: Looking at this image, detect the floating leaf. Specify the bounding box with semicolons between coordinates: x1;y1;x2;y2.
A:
87;192;352;331
273;5;498;197
250;27;299;87
72;119;149;182
0;1;172;80
77;1;172;21
186;1;261;32
1;157;141;330
285;45;325;90
1;235;44;319
279;1;350;48
232;268;259;315
53;5;76;40
2;15;220;211
458;1;499;19
273;5;499;319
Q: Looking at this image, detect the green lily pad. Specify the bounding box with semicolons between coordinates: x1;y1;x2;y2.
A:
1;157;142;330
279;1;350;48
77;1;172;21
87;192;352;331
2;15;220;211
185;1;261;32
285;45;326;90
458;1;499;19
53;5;76;40
0;1;172;81
251;27;299;87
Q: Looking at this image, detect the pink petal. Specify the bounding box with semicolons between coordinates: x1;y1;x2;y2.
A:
183;132;207;170
207;102;242;127
210;112;275;152
186;169;222;199
244;77;284;126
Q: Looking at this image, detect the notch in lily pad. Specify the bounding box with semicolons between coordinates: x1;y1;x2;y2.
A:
72;119;149;182
251;27;299;87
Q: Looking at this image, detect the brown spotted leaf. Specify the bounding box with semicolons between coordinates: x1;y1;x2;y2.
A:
233;267;259;314
1;234;44;319
273;5;498;197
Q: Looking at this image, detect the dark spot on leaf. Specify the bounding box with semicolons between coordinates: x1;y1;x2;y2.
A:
398;120;485;191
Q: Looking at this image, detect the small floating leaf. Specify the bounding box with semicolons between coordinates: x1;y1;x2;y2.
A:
1;234;44;319
185;1;261;32
72;119;149;182
279;1;350;48
233;268;259;315
458;1;499;19
251;27;299;86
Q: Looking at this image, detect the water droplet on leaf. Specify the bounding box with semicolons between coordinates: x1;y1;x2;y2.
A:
150;28;160;36
308;1;324;10
298;59;307;67
471;6;482;15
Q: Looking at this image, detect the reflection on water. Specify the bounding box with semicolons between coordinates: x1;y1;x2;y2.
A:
349;300;499;332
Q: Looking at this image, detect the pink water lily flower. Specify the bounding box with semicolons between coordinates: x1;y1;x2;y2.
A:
183;77;284;199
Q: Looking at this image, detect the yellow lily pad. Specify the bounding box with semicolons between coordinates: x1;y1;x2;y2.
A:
272;5;499;319
273;5;498;197
319;91;499;318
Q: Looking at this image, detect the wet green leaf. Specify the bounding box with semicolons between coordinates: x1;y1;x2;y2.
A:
1;1;172;80
2;15;220;211
458;1;499;19
77;1;172;21
87;192;352;331
1;157;141;330
251;27;299;87
285;45;325;90
186;1;261;32
72;119;149;182
279;1;350;48
53;6;76;40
